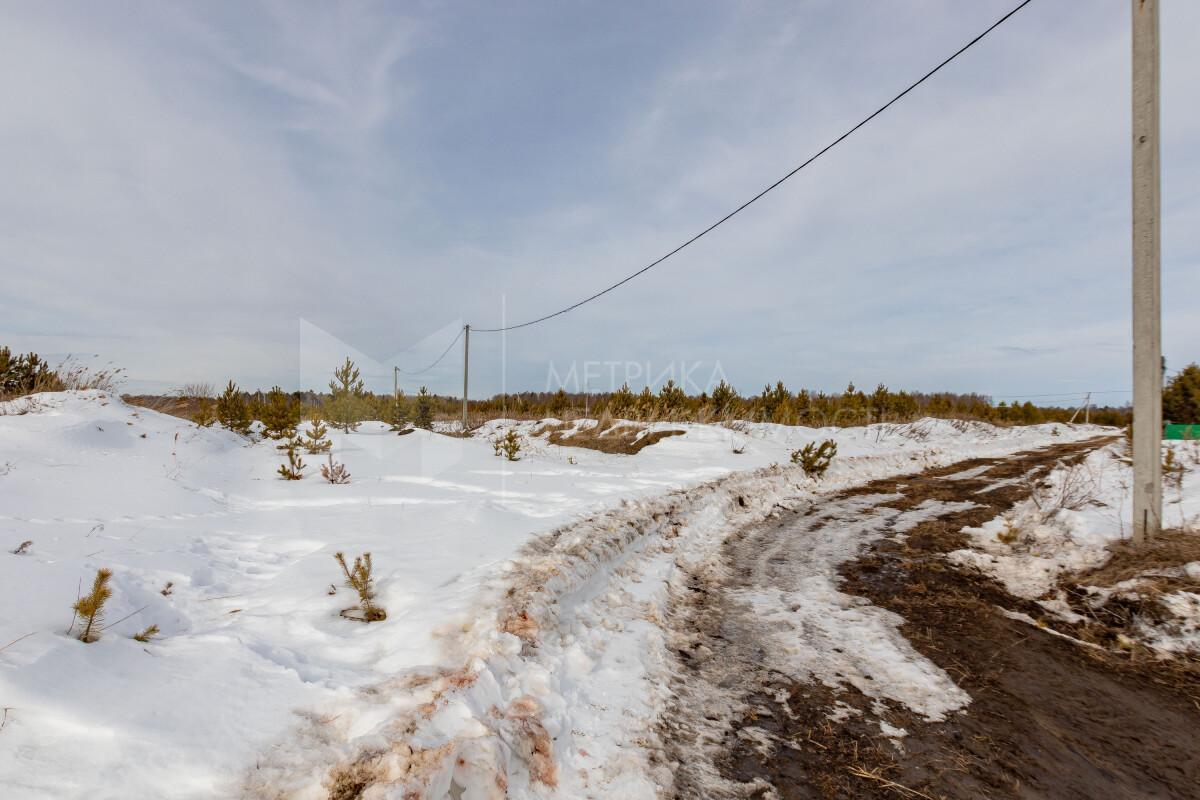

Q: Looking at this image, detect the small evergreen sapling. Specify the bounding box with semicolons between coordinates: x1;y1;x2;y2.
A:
261;386;302;439
192;398;216;427
215;380;252;435
278;437;306;480
325;357;368;433
334;551;386;622
385;390;411;432
415;386;434;430
493;429;522;461
320;453;351;484
72;568;113;643
302;420;333;454
791;439;837;479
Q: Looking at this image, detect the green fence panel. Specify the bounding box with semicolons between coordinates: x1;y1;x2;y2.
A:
1164;424;1200;440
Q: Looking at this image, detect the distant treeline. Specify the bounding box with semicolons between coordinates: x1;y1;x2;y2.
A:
17;348;1199;430
129;375;1133;429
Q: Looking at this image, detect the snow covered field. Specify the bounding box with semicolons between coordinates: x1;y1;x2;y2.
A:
0;392;1109;798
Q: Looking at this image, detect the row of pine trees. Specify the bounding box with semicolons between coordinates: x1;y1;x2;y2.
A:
194;358;436;436
185;356;1138;434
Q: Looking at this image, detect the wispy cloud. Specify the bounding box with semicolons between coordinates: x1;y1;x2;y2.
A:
0;0;1196;396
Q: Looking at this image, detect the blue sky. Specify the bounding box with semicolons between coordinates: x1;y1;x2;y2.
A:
1;1;1196;404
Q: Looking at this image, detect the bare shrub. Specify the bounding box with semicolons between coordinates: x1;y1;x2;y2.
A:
792;439;837;479
175;382;214;399
1027;460;1099;521
334;552;386;622
71;568;113;643
320;454;351;484
1164;446;1189;529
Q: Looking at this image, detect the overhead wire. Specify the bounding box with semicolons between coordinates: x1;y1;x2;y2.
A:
393;327;464;376
472;0;1037;333
991;389;1132;399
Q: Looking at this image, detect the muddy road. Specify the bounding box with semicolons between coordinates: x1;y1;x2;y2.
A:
657;437;1200;799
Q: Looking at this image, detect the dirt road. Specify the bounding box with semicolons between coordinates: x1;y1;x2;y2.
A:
658;437;1200;799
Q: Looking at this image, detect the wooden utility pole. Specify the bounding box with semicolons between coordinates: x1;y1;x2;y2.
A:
1131;0;1162;544
461;324;470;432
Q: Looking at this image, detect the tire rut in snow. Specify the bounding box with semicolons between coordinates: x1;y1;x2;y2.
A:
657;437;1199;799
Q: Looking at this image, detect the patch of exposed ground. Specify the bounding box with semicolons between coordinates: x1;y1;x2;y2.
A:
660;436;1200;799
1052;531;1200;664
540;419;685;455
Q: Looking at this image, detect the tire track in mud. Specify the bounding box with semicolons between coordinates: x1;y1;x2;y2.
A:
658;437;1199;799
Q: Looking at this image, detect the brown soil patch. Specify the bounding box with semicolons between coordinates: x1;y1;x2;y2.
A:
1073;531;1200;587
682;436;1200;799
545;422;685;455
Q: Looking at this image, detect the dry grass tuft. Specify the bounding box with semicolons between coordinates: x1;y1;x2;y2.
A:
133;624;160;642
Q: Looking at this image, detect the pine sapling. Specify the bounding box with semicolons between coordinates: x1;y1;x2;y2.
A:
415;386;434;430
215;380;252;436
385;390;411;432
333;551;386;622
302;420;333;454
325;357;368;433
261;386;302;439
72;568;113;643
496;429;522;461
133;624;160;642
278;439;306;480
791;439;837;479
320;453;351;484
192;398;216;428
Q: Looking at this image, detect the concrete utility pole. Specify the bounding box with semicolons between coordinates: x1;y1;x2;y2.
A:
1131;0;1162;544
461;324;470;432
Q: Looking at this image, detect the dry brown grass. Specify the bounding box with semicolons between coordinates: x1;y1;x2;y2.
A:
1074;530;1200;588
123;394;204;420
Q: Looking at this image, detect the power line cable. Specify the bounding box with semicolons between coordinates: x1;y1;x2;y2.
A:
473;0;1036;333
394;327;464;376
992;389;1132;399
